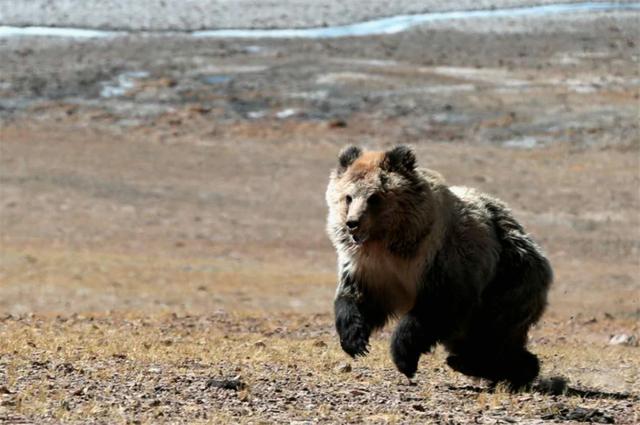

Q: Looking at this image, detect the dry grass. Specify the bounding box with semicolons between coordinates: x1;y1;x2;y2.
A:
1;312;638;424
0;243;335;316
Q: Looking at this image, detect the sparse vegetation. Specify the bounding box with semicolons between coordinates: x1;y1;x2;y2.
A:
0;311;638;424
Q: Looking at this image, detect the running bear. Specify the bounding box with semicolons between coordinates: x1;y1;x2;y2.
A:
326;145;552;389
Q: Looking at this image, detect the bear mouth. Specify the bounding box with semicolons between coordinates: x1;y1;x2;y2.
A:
350;233;368;245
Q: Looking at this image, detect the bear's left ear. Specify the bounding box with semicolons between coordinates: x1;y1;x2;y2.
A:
337;145;362;172
383;145;416;174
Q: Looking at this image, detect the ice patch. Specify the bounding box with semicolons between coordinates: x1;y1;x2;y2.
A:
100;71;149;98
0;26;120;38
196;65;268;74
201;75;232;85
243;45;264;53
275;108;298;119
503;136;542;149
192;3;640;39
247;111;266;119
316;72;387;85
287;90;329;101
1;3;638;39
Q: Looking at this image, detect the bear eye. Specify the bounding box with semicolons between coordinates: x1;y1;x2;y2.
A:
367;193;382;206
345;195;352;205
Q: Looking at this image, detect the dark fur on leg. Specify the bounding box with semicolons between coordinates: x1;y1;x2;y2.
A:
503;349;540;391
334;296;372;357
446;348;540;391
446;354;485;378
440;198;552;389
391;313;436;378
391;246;479;378
334;265;390;358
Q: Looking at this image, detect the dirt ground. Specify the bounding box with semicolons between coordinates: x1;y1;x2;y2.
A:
0;7;639;425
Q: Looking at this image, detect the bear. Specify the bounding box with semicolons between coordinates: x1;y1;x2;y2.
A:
325;145;552;390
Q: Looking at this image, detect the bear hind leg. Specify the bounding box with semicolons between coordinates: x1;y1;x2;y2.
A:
445;324;540;391
500;348;540;391
446;347;539;391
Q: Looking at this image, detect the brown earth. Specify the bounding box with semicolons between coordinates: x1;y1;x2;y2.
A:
1;10;639;424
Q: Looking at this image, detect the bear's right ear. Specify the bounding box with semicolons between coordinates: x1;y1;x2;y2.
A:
383;145;416;174
337;145;362;172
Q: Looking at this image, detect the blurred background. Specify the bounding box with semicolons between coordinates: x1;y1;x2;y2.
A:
1;1;639;423
1;0;638;322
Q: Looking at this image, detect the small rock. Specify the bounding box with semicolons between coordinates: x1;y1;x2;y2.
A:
55;362;75;374
533;376;568;395
0;386;13;395
542;404;615;424
155;77;177;88
25;255;38;264
336;363;352;373
312;340;327;348
72;386;88;397
206;377;246;391
238;390;250;402
328;119;347;128
187;105;211;114
412;404;426;412
254;341;266;348
609;334;638;347
31;360;49;368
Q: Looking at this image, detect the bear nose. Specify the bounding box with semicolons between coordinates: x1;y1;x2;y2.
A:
346;220;359;230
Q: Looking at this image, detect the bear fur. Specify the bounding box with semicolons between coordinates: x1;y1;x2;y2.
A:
325;145;552;389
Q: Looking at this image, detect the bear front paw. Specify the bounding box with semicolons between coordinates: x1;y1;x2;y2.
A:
338;321;371;357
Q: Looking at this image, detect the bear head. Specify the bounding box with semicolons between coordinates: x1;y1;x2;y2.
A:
326;145;425;249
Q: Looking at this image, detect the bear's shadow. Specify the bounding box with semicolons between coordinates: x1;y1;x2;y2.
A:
445;377;635;401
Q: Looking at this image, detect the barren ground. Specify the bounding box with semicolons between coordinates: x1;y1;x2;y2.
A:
0;7;639;424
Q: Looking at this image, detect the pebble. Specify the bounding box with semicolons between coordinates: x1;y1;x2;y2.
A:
206;377;246;391
335;363;352;373
608;334;638;347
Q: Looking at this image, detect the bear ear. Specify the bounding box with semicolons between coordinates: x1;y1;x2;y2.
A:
338;145;362;171
383;145;416;173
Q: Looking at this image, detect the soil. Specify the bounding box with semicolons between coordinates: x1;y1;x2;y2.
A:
0;6;639;424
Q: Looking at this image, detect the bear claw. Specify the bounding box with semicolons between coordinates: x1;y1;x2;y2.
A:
337;320;371;358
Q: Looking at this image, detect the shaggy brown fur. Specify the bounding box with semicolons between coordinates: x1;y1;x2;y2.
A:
326;145;552;389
